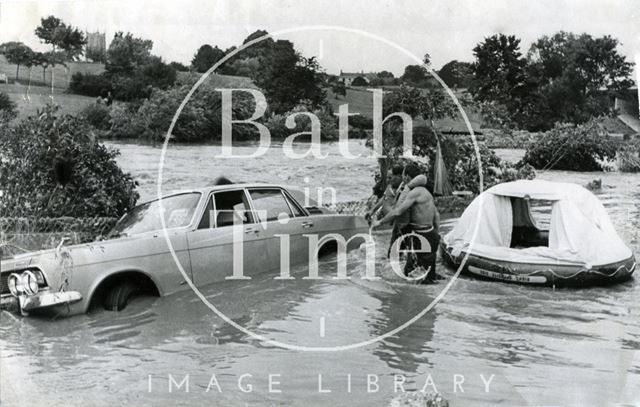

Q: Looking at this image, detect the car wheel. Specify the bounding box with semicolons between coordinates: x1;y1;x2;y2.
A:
104;282;138;311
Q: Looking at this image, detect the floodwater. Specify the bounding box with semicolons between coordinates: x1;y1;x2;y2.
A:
1;141;639;407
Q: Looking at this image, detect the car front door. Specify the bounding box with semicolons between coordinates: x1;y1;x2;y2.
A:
187;189;269;287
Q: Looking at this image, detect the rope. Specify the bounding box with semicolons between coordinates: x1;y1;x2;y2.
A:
480;259;636;280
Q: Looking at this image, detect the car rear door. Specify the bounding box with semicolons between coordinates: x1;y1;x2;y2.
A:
245;188;316;277
187;188;269;287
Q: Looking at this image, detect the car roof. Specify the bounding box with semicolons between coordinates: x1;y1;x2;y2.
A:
154;183;292;201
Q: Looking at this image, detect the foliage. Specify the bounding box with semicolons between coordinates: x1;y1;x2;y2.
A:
169;61;189;72
86;47;106;63
525;32;634;128
34;15;86;60
519;119;618;171
0;105;138;218
236;31;325;114
104;83;262;142
377;71;394;78
191;44;225;73
106;32;153;74
2;42;33;79
108;103;147;139
0;92;17;120
332;81;346;98
401;65;428;85
470;34;528;103
351;76;368;87
265;105;338;141
617;139;640;173
97;33;176;101
349;114;373;130
470;32;635;132
69;72;113;97
81;103;111;130
438;60;473;89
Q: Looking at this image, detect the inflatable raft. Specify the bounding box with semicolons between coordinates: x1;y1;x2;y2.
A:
440;180;636;287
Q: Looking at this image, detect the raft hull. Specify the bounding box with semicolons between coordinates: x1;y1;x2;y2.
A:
439;241;636;287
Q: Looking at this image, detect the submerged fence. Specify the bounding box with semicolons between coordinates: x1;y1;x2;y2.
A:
0;217;117;257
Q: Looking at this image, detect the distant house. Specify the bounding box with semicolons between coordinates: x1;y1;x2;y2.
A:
338;71;378;87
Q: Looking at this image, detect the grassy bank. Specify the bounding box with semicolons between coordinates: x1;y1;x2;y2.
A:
2;83;95;119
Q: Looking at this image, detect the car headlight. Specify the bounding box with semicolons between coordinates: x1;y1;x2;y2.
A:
22;271;39;295
7;270;42;297
8;273;20;296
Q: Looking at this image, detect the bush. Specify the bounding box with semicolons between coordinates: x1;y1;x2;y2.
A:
349;114;373;130
81;103;111;130
108;103;147;139
266;105;338;141
102;83;263;142
617;139;640;172
0;92;17;120
69;72;113;97
519;120;617;171
0;105;139;218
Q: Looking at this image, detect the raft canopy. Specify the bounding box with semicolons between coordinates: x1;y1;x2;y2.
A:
444;180;632;267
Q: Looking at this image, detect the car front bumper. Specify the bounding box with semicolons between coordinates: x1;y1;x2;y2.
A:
1;291;82;315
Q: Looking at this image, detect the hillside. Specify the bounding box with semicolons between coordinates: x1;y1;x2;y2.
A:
0;55;105;89
176;71;257;89
327;86;483;134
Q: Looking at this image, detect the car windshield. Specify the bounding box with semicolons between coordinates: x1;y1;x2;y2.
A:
108;193;201;237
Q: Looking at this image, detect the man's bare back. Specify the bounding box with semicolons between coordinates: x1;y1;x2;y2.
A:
407;186;436;228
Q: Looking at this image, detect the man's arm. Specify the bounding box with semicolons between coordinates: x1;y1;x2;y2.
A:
375;189;417;225
433;208;440;232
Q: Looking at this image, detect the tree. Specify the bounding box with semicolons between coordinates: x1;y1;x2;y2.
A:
374;85;458;192
377;71;394;78
332;81;346;98
470;34;528;104
469;34;535;130
351;76;368;86
401;65;428;84
106;32;153;74
248;33;326;113
191;44;225;73
34;15;86;60
438;60;473;89
3;42;33;80
526;32;634;128
30;52;49;84
86;47;106;63
169;61;189;72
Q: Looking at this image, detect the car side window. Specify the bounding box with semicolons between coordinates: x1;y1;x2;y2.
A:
283;192;305;217
249;189;295;222
197;196;214;229
213;190;253;227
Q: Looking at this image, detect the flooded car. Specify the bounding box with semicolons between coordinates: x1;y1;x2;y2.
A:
0;184;369;317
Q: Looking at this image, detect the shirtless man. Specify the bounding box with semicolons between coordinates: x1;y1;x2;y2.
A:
373;163;441;283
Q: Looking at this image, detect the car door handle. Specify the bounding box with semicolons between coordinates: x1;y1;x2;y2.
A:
302;221;314;228
244;227;259;234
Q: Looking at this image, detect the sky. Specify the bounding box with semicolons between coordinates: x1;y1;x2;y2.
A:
1;0;638;79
